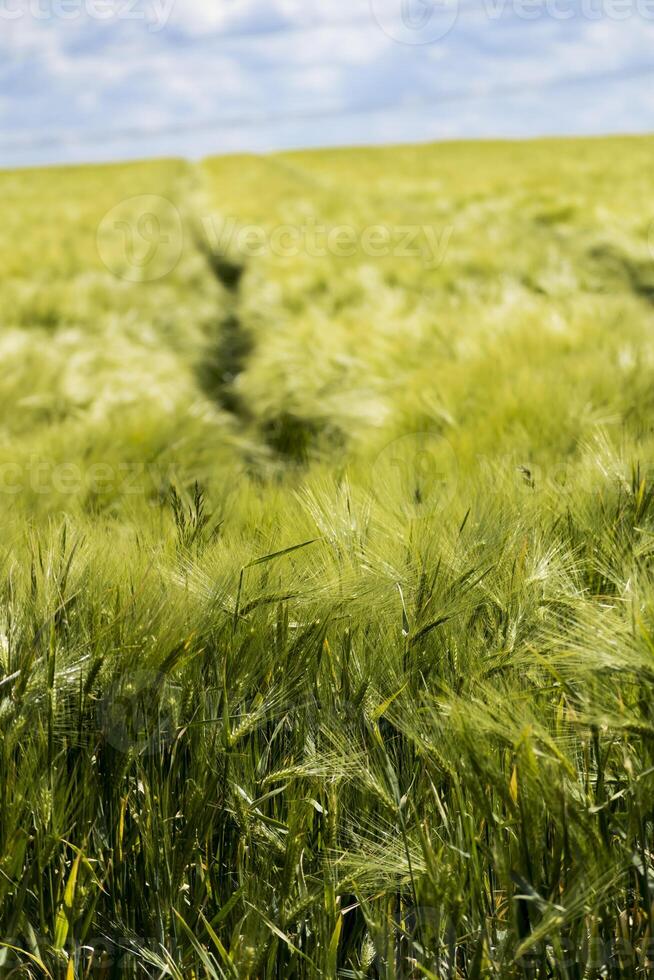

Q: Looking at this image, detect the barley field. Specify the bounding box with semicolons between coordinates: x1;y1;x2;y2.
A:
1;136;654;977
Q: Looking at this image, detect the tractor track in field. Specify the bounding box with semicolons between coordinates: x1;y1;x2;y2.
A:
194;223;254;422
185;162;324;466
179;161;255;425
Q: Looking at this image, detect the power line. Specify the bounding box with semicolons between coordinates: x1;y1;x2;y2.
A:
1;62;652;153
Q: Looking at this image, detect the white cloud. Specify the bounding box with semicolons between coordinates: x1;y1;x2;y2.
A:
0;0;653;166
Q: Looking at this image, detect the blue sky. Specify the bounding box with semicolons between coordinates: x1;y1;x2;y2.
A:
1;0;654;167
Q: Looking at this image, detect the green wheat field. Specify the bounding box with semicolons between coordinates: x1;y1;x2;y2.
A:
1;135;654;977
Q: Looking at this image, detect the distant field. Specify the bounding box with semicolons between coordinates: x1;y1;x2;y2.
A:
1;137;654;977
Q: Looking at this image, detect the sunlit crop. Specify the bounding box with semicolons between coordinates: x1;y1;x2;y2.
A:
1;136;654;977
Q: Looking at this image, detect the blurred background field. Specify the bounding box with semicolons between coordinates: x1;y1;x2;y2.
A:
2;136;654;524
1;137;654;977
